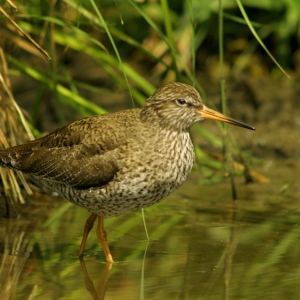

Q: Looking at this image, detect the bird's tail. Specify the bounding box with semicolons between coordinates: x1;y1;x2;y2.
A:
0;149;14;169
0;140;41;172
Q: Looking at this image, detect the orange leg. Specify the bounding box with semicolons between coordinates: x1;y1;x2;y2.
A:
77;213;97;257
96;215;114;263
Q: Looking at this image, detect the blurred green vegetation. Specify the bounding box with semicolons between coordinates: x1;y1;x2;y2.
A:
3;0;299;119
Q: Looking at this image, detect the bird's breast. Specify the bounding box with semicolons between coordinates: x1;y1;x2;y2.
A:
117;130;194;194
160;131;194;184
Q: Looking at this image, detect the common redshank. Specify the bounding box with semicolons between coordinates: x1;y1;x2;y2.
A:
0;82;255;263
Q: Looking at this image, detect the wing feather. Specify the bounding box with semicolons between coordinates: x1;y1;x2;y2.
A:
0;109;141;189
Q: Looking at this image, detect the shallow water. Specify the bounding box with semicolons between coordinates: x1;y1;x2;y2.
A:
1;160;300;300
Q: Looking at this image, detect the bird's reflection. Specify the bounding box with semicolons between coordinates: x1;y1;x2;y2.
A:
79;257;112;300
79;239;150;300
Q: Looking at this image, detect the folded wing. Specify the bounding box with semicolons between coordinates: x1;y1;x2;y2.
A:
0;114;133;189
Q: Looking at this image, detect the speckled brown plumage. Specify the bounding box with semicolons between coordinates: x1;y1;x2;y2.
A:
0;82;254;262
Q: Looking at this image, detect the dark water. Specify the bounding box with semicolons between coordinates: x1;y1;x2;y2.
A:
1;160;300;300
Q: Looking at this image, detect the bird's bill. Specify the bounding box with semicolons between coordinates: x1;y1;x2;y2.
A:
200;105;255;130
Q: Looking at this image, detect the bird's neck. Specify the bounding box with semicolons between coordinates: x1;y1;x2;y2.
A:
140;106;189;133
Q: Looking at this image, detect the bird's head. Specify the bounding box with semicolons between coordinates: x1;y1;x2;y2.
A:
141;82;255;132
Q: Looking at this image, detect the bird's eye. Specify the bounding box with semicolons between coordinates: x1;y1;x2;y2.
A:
176;99;187;106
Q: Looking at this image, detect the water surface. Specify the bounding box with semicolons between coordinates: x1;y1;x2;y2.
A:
1;160;299;300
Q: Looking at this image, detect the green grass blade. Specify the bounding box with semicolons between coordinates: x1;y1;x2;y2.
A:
189;0;196;86
160;0;179;78
235;0;290;78
88;0;134;106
